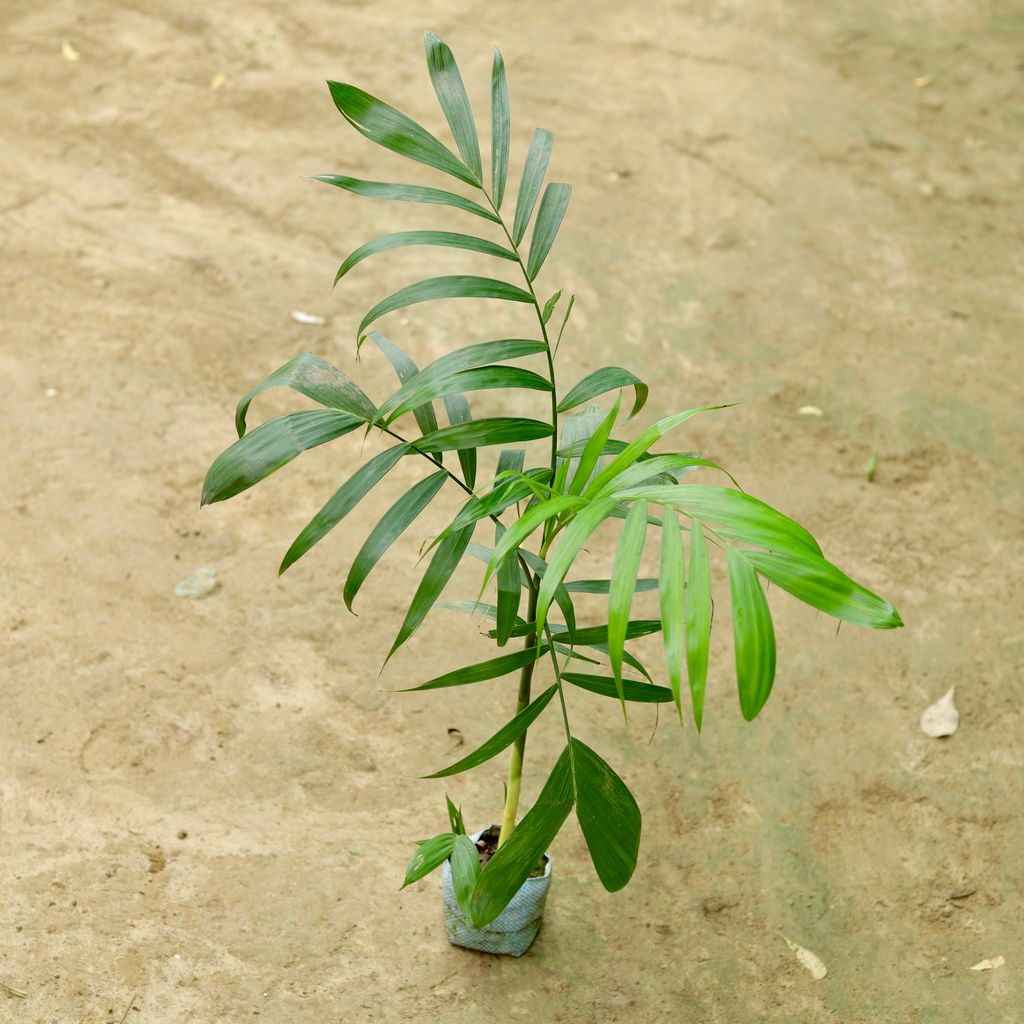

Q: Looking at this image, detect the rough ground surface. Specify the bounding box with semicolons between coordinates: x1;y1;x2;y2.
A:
2;2;1023;1021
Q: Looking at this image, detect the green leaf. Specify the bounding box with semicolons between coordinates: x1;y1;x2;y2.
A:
280;443;410;573
490;48;510;209
603;454;734;494
233;352;376;437
558;367;648;422
388;524;475;660
368;332;440;440
527;182;571;280
471;746;572;926
554;293;575;355
494;522;522;647
564;577;659;594
377;339;545;423
685;521;711;730
414;416;553;453
401;832;455;888
446;796;466;835
404;643;549;691
202;410;362;506
741;550;902;629
435;466;553;543
585;405;732;497
425;685;557;778
563;672;673;703
449;834;481;924
659;509;686;719
343;471;447;611
327;81;475;185
541;290;561;324
607;501;648;709
313;174;498;223
619;484;822;558
535;497;618;638
567;398;621;497
572;738;641;892
358;275;534;343
512;128;554;245
424;31;482;182
335;231;515;285
516;549;577;644
726;546;776;721
503;618;661;646
391;366;552;421
440;390;476;489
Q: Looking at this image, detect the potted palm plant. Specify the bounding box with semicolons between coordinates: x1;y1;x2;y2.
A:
201;31;902;956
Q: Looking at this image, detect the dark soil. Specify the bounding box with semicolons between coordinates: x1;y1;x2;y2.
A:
474;825;547;877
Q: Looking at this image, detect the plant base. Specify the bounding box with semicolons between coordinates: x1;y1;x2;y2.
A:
440;826;552;957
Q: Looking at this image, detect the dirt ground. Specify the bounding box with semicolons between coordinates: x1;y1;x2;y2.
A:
3;1;1023;1021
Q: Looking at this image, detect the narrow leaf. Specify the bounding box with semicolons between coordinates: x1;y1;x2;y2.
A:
572;738;641;892
564;672;673;703
565;577;659;594
527;182;571;280
541;290;561;324
441;390;476;489
280;443;410;573
449;833;481;924
558;367;648;422
608;501;648;707
512;128;553;245
490;48;510;209
425;685;557;778
434;467;553;544
424;31;482;181
446;796;466;835
554;293;575;355
343;471;447;611
568;397;621;497
414;416;553;453
659;509;686;719
726;546;776;721
313;175;498;222
202;410;362;506
494;522;522;646
686;521;712;730
368;332;439;439
404;644;548;692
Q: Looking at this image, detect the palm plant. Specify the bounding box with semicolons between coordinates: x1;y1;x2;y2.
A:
201;31;902;938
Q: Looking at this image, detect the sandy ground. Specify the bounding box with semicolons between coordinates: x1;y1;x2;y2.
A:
3;1;1024;1021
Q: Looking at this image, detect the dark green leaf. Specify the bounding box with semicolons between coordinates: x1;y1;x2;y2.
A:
424;32;482;181
471;746;572;926
358;275;533;343
726;546;776;721
565;577;659;594
449;833;481;924
280;443;410;573
557;366;648;422
686;521;711;730
402;832;455;888
659;509;686;719
741;550;902;629
554;293;575;355
435;467;552;543
563;672;673;703
440;390;476;489
404;643;549;691
368;332;440;440
425;685;557;778
490;48;510;209
527;182;571;280
572;738;641;892
608;500;648;707
313;174;498;223
415;416;553;453
494;521;522;646
512;128;553;245
343;471;447;611
446;796;466;835
516;549;576;644
202;410;362;506
388;524;475;660
436;598;524;629
541;290;561;324
567;398;621;497
483;495;585;589
335;231;515;285
327;81;475;185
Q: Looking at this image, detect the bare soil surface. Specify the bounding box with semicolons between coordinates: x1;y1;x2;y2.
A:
3;2;1023;1021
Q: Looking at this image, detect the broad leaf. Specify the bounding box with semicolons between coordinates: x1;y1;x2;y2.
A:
726;546;776;721
327;81;475;184
558;366;648;422
358;275;534;342
404;643;549;691
313;175;498;222
471;746;572;926
343;470;447;611
202;410;362;506
388;524;475;660
368;332;439;440
572;738;641;892
402;832;455;888
742;550;902;629
608;501;648;708
490;47;510;209
425;685;557;778
563;672;673;703
686;521;711;730
449;834;481;924
414;416;553;453
527;182;571;280
234;352;376;437
512;128;553;245
280;443;410;573
424;31;482;182
335;231;515;285
659;509;686;719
